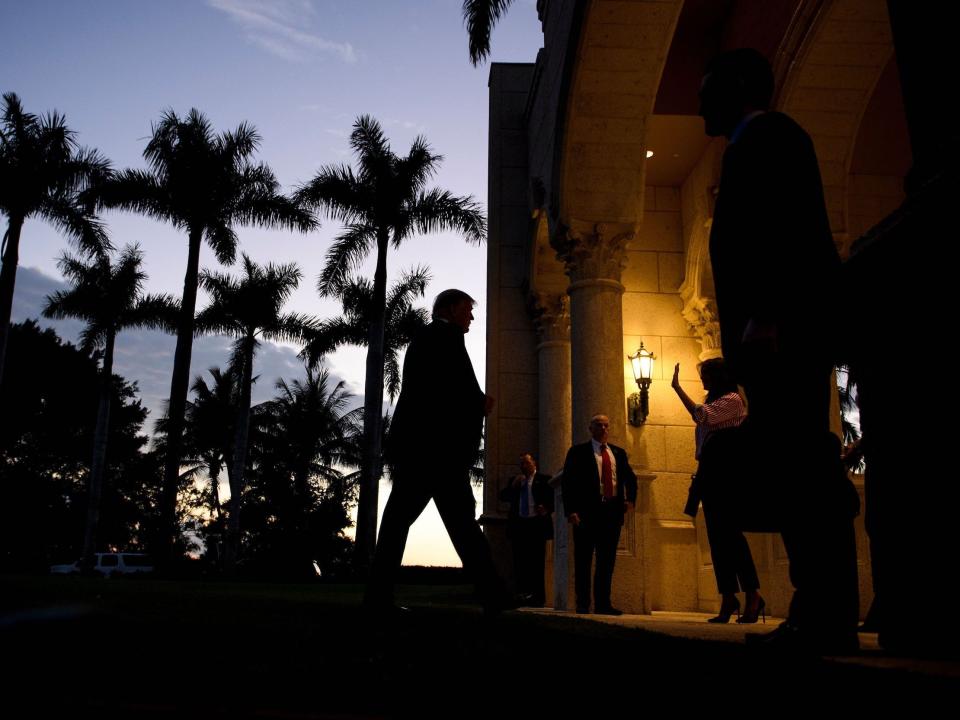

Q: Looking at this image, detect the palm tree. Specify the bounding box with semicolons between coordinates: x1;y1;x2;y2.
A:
301;266;431;403
265;368;363;514
251;367;362;576
182;365;244;523
42;245;178;570
195;254;313;570
462;0;516;65
96;109;316;560
296;115;485;568
0;91;110;385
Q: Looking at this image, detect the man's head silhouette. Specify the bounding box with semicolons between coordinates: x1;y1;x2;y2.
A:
699;48;774;139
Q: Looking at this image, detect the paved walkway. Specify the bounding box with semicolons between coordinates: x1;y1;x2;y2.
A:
523;607;960;678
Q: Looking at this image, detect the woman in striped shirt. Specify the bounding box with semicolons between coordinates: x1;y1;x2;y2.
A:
673;359;764;624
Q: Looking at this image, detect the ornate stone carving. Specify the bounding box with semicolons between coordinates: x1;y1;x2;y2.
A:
551;222;634;284
530;292;570;345
680;289;722;359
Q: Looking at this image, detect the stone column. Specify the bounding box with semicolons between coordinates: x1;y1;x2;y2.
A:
532;291;572;609
553;222;633;441
553;221;641;611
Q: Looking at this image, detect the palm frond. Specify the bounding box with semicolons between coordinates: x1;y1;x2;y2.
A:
262;312;315;345
125;293;181;333
295;164;369;224
385;265;431;311
229;166;317;233
218;121;261;164
402;188;486;245
350;115;391;174
97;168;175;224
462;0;516;65
37;194;110;255
299;316;366;366
384;350;402;403
316;223;376;296
204;222;239;265
395;135;442;194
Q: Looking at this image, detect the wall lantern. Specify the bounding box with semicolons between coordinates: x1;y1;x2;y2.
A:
627;342;655;426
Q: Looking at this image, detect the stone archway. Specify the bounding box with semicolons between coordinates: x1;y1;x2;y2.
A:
558;0;685;231
551;0;685;444
777;0;896;254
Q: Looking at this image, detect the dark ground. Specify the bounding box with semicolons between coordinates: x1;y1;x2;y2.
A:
1;575;954;718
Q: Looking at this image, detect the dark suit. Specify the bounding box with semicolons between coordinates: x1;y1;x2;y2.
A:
499;471;554;606
706;111;859;641
561;441;637;612
367;319;503;608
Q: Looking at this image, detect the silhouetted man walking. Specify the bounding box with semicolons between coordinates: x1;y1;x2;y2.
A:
365;289;508;614
699;48;859;653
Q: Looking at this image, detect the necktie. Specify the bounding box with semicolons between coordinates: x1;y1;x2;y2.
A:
601;444;614;498
520;478;530;516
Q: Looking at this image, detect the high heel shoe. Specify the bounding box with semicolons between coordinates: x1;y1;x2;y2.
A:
707;596;741;624
737;595;765;624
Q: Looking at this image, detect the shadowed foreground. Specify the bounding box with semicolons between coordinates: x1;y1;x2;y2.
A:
1;576;955;717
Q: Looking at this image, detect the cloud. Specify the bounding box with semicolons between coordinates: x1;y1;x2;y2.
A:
208;0;357;64
383;117;428;136
11;266;353;430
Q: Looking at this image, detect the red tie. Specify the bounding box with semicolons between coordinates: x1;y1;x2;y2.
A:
600;444;614;498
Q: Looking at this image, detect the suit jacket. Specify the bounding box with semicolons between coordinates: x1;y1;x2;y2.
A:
386;319;486;470
561;441;637;527
499;471;555;540
709;111;841;382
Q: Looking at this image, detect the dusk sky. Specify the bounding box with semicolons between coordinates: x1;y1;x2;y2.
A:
2;0;545;565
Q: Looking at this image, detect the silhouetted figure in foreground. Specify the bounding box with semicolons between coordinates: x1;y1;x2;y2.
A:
673;360;763;624
499;453;554;607
365;289;508;614
561;414;637;616
699;48;860;653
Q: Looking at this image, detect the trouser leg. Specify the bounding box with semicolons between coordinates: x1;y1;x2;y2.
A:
593;505;622;610
572;523;595;610
433;472;504;605
365;476;431;605
531;533;547;606
703;500;742;595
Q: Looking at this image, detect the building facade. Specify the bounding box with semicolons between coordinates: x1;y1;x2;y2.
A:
483;0;917;617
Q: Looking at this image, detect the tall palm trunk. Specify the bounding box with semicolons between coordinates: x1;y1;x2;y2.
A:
224;334;255;572
292;463;312;568
293;465;311;532
355;231;389;570
160;227;203;563
82;328;115;571
0;216;24;386
208;458;223;521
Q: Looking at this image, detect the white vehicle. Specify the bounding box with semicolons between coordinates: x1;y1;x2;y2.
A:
49;552;154;577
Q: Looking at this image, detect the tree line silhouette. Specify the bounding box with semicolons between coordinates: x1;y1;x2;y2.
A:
0;92;485;576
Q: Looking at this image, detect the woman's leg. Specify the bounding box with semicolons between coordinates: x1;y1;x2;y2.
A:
702;500;741;596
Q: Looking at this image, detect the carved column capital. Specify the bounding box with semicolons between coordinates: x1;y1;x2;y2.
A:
531;291;570;346
551;221;633;285
680;288;722;359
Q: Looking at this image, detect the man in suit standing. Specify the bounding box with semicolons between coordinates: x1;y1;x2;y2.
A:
699;48;859;652
365;289;508;614
561;414;637;615
499;453;554;607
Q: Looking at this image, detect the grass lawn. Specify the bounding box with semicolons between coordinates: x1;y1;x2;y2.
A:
1;575;953;717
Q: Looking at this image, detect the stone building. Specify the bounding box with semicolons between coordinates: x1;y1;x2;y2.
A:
482;0;927;618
